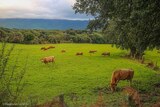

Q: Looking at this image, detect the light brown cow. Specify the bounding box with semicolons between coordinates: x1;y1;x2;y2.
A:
122;86;142;107
101;52;110;56
41;47;46;50
89;50;97;54
41;47;48;51
110;69;134;92
61;49;66;53
76;52;83;56
41;56;55;64
47;46;55;49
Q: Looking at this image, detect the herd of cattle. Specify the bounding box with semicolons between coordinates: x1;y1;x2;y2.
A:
40;46;110;64
38;46;160;107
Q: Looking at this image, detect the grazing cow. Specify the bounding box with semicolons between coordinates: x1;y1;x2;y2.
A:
122;86;142;107
43;48;48;51
76;52;83;56
89;50;97;54
41;47;48;51
47;46;55;49
101;52;110;56
61;49;66;53
41;47;46;50
110;69;134;92
41;47;49;51
41;56;55;64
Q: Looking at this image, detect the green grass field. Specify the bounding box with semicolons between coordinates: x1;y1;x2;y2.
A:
7;43;160;107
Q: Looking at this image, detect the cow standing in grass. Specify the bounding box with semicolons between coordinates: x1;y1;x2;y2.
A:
47;46;55;49
61;49;66;53
89;50;97;54
41;56;55;64
41;46;55;51
102;52;110;56
41;47;47;51
76;52;83;56
110;69;134;92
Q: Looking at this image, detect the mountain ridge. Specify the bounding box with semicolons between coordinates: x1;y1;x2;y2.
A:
0;18;89;30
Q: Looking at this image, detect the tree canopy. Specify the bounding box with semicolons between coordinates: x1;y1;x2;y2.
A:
73;0;160;58
0;28;106;44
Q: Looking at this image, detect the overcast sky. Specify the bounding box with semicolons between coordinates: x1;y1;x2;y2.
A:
0;0;92;20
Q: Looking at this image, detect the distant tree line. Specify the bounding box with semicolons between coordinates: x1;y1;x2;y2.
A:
0;27;106;44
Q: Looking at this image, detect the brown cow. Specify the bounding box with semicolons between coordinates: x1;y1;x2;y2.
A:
41;47;48;51
41;47;46;50
76;52;83;56
89;50;97;54
101;52;110;56
61;49;66;53
41;46;55;51
110;69;134;92
41;56;55;64
47;46;55;49
43;48;48;51
122;86;142;107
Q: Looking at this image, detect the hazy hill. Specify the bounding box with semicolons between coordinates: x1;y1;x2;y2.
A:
0;18;89;30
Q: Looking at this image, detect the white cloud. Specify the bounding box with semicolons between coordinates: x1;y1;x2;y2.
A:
0;0;92;20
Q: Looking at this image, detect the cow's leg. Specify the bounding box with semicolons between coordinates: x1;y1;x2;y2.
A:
114;79;119;91
116;79;120;84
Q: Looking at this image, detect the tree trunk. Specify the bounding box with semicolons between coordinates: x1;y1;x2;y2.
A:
129;47;144;59
129;47;136;58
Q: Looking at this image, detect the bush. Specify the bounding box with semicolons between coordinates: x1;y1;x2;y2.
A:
0;42;27;106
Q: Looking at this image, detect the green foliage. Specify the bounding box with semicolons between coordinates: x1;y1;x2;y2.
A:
0;28;106;44
73;0;160;59
0;42;27;105
8;32;24;43
24;32;35;43
89;33;105;44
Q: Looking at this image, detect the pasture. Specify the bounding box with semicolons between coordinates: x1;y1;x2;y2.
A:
8;43;160;106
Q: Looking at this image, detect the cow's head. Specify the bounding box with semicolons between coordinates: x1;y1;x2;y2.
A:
110;83;117;92
40;58;44;62
129;68;134;72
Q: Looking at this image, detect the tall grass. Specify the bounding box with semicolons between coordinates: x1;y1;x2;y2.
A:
0;42;27;106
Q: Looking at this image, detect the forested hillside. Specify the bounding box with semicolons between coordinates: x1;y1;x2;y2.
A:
0;27;106;44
